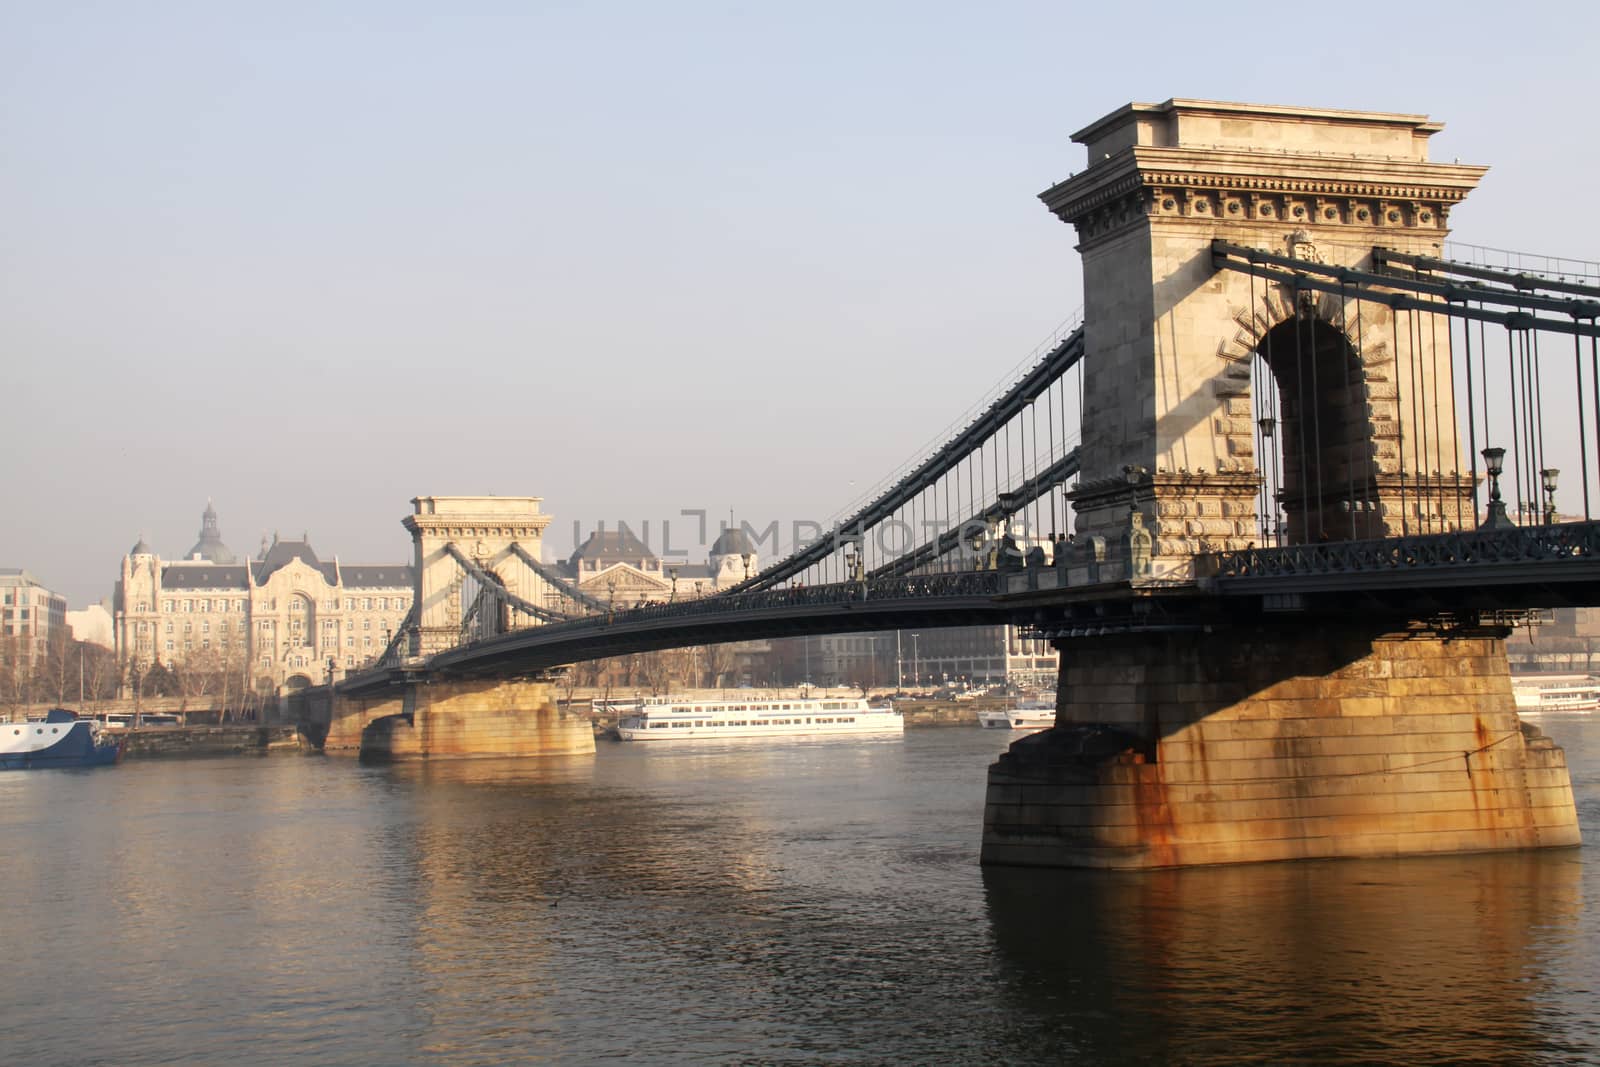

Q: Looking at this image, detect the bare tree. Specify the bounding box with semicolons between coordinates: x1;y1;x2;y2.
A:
175;647;226;720
639;650;672;696
0;634;30;718
80;643;116;711
704;642;738;690
42;632;73;707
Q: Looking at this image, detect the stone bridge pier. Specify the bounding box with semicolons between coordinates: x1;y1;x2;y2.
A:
982;98;1580;868
981;620;1579;868
311;676;594;760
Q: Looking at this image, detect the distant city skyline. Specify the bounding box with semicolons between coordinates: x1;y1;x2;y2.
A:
6;2;1599;605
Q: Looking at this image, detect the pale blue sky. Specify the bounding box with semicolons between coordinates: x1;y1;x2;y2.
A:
5;1;1598;603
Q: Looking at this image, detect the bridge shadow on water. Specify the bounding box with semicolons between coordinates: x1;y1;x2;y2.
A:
981;849;1592;1064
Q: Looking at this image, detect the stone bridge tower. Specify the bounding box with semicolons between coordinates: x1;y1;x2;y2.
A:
1042;99;1487;577
403;496;553;656
983;101;1579;871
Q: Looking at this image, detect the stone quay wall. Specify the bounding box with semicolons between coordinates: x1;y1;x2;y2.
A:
122;725;302;759
982;623;1581;869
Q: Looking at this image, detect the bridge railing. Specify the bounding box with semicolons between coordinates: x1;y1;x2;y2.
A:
1205;520;1600;583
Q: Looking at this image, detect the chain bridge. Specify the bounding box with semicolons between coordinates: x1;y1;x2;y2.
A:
322;99;1595;870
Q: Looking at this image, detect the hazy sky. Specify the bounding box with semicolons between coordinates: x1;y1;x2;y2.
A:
5;1;1599;605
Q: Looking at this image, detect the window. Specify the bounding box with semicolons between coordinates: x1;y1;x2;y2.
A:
363;619;371;630
201;621;210;634
346;636;354;647
165;621;174;634
198;600;208;613
183;621;192;634
137;601;148;612
202;639;210;650
259;621;272;632
182;600;192;612
361;598;371;610
184;640;193;651
364;636;373;648
345;656;354;667
324;619;336;630
163;600;173;613
345;598;355;610
165;640;174;652
260;656;270;668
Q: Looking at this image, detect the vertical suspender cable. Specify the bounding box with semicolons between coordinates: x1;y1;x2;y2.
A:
1407;307;1428;532
1338;278;1356;539
1391;309;1410;538
1520;327;1536;522
1428;305;1445;531
1354;285;1368;536
1463;307;1480;526
1575;323;1591;520
1532;329;1548;519
1293;291;1312;541
1507;326;1526;523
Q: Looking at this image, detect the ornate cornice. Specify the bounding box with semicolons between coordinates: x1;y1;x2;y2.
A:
1042;147;1486;248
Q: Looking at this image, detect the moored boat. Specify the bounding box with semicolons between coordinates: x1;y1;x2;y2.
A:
1512;675;1600;716
977;703;1055;731
1;709;126;770
616;696;902;740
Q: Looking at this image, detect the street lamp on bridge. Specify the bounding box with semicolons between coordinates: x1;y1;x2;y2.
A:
1541;467;1561;525
1480;447;1515;530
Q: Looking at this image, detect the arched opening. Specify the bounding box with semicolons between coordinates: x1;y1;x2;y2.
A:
1251;315;1379;545
283;673;314;692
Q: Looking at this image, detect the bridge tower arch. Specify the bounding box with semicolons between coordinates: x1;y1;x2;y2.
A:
1041;99;1486;571
403;496;553;656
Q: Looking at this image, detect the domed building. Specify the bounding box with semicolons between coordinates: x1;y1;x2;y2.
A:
114;503;414;696
184;500;237;564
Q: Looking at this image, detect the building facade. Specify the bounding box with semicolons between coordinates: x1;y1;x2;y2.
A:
0;568;68;652
114;504;414;692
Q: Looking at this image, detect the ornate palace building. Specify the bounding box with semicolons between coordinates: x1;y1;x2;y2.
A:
113;503;414;692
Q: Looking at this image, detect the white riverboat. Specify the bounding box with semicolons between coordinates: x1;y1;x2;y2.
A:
977;703;1055;731
615;697;902;741
1512;675;1600;716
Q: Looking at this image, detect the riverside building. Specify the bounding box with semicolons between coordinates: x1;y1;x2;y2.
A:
113;503;413;693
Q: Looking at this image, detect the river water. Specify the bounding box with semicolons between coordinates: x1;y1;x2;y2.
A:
4;720;1598;1066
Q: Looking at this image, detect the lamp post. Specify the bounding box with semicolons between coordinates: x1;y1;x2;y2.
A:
1541;468;1561;525
606;577;617;625
1480;447;1515;529
668;566;679;603
741;553;754;581
911;632;921;689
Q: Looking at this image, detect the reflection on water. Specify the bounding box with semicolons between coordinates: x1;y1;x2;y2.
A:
984;850;1591;1063
2;724;1596;1065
